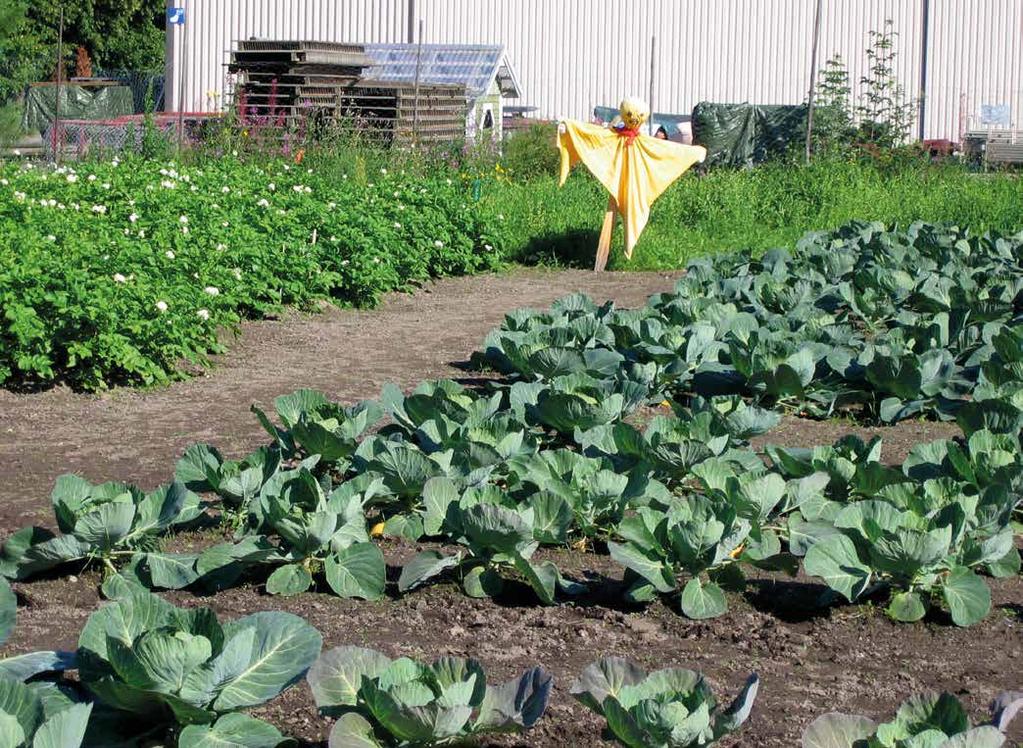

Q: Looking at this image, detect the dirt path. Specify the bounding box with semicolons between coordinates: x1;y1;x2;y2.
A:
0;268;681;525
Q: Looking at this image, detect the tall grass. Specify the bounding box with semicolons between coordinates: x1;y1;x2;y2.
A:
483;156;1023;270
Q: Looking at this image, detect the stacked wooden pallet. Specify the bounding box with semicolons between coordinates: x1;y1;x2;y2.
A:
228;40;467;145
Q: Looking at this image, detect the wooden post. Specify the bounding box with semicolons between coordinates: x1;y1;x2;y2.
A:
412;19;424;143
177;1;188;152
594;197;616;272
53;8;64;163
648;36;656;136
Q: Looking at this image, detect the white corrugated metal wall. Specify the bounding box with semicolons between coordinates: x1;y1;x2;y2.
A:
166;0;1023;141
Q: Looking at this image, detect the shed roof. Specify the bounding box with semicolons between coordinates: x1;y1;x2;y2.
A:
363;44;520;100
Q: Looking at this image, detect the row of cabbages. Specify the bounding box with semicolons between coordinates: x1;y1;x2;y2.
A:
1;579;1019;747
3;373;1018;627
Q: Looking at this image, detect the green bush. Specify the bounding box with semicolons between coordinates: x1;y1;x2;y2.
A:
502;123;560;180
0;156;504;390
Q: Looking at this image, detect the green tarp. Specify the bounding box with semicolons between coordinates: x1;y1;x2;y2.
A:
691;102;807;168
21;84;134;134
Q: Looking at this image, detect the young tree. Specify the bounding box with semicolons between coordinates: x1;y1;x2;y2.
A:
856;19;917;147
811;54;855;152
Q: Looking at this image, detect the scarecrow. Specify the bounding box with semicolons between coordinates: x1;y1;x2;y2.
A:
557;97;707;270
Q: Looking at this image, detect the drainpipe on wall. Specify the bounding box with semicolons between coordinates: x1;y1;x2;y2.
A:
407;0;416;44
918;0;931;141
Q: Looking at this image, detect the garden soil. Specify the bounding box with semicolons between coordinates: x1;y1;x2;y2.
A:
1;268;1019;747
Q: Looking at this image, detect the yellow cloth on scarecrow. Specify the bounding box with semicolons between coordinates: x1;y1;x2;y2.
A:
557;120;707;257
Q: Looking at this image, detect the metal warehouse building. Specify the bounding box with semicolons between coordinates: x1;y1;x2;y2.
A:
165;0;1022;142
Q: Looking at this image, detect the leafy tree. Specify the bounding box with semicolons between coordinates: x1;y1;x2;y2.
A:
0;0;164;104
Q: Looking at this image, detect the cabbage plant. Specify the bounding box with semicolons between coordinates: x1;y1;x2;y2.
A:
608;493;793;620
1;476;201;584
0;677;92;748
251;388;381;466
802;691;1023;748
571;657;758;747
802;477;1015;625
77;591;320;741
307;645;551;747
398;485;575;604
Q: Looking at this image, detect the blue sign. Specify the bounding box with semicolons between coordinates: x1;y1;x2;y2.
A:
980;104;1010;127
168;7;186;25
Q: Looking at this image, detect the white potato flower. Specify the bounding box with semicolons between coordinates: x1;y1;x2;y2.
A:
156;300;168;313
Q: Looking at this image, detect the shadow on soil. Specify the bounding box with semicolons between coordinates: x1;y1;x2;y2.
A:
744;578;834;623
515;229;601;269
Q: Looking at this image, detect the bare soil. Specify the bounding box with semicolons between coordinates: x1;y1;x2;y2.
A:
1;268;1019;747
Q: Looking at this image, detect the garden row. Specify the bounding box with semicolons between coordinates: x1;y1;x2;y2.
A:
0;157;504;390
1;578;1020;747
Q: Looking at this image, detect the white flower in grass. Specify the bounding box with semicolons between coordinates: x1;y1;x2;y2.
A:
446;178;452;185
159;168;169;176
165;250;175;259
328;202;337;210
102;183;110;189
221;186;230;194
341;260;349;266
87;175;96;182
484;244;493;251
197;308;210;320
113;273;127;283
179;215;188;224
434;240;444;248
46;235;56;242
204;286;220;296
13;191;25;201
161;180;175;189
304;186;311;194
232;268;242;280
268;183;276;191
66;174;78;183
257;198;270;208
138;230;146;238
181;226;189;235
190;185;198;192
293;184;303;193
0;178;7;185
103;254;110;260
123;229;130;236
222;221;230;228
129;213;138;223
91;205;107;214
216;243;227;252
393;222;402;229
156;300;168;313
380;168;387;175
